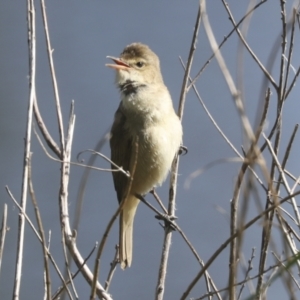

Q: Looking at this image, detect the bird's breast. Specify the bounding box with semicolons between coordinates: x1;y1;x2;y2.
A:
128;115;182;195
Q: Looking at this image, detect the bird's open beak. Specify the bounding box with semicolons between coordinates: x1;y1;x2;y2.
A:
106;56;130;70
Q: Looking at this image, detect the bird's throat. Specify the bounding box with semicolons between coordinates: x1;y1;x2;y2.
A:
119;80;146;96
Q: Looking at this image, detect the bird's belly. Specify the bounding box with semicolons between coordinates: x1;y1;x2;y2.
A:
130;124;180;195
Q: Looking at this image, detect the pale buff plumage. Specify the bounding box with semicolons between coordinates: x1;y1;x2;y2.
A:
106;43;182;269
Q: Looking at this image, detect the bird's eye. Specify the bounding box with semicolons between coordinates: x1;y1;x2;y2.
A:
136;61;144;68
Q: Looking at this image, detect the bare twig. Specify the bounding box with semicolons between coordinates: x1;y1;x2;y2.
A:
28;153;52;300
38;2;111;298
13;1;36;298
278;0;288;99
33;94;61;158
52;243;98;300
105;245;119;292
263;133;300;228
180;190;300;300
283;9;297;100
150;189;168;214
187;0;267;91
237;248;255;300
73;131;110;234
90;137;139;300
155;4;201;300
40;0;65;150
196;259;286;299
34;127;127;176
0;204;8;276
221;0;277;90
6;186;72;298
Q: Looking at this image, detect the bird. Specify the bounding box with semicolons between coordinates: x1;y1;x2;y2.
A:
106;43;182;269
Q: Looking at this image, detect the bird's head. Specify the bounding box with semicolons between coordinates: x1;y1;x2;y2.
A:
106;43;164;88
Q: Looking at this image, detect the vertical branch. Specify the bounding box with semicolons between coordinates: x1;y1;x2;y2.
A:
39;2;112;298
283;9;296;99
278;0;287;99
0;204;8;276
155;4;201;300
13;1;36;299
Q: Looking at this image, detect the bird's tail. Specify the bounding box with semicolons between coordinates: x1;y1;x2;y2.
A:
119;195;139;269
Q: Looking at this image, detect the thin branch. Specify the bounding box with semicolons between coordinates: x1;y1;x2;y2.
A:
155;4;201;300
263;133;300;228
137;195;221;300
237;249;256;300
28;153;52;300
6;186;72;299
221;0;277;90
34;127;128;176
150;189;168;214
283;9;297;99
187;0;268;91
52;242;97;300
196;259;285;299
278;0;287;99
104;245;119;292
33;94;61;158
90;137;139;300
61;230;76;300
285;65;300;99
13;1;36;298
180;190;300;300
272;252;300;295
203;0;255;143
40;0;65;150
0;204;8;276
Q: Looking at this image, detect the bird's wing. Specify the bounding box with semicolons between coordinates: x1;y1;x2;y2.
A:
110;103;134;204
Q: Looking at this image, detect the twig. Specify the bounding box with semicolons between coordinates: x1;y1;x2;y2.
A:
278;124;299;193
104;245;119;292
73;131;110;234
150;189;168;214
221;0;277;90
180;190;300;300
6;186;72;299
181;58;269;194
28;153;52;300
34;127;128;176
0;204;8;276
203;0;255;143
33;94;61;158
137;195;221;300
272;251;300;290
90;137;139;300
187;0;267;91
39;2;111;298
61;230;76;300
237;248;255;300
13;1;36;298
155;4;201;300
64;131;110;299
283;9;297;100
52;242;98;300
196;258;285;299
263;133;300;228
278;0;287;99
40;0;65;150
228;87;270;299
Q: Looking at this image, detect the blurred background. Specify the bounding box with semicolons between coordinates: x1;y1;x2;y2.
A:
1;1;300;299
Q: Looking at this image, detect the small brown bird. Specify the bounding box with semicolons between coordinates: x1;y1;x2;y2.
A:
106;43;182;269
